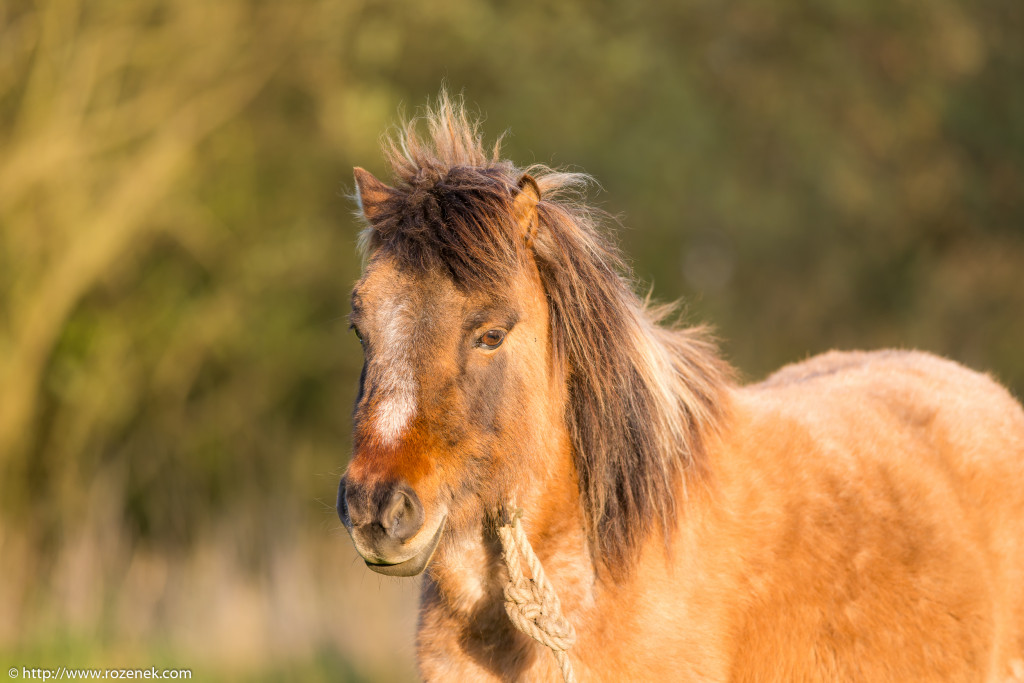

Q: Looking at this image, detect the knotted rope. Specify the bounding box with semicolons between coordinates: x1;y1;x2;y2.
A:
496;507;577;683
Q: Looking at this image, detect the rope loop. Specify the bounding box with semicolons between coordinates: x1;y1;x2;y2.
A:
496;505;577;683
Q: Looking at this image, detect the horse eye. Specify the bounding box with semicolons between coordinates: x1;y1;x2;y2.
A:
478;329;506;349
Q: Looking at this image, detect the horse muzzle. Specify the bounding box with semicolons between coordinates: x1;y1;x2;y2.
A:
337;475;446;576
359;516;446;576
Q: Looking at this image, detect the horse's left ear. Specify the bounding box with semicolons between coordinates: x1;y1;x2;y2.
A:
513;174;541;248
353;167;392;222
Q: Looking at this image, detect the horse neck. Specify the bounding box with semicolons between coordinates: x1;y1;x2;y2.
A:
424;417;595;627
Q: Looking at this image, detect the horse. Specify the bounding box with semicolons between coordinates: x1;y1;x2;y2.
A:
336;93;1024;681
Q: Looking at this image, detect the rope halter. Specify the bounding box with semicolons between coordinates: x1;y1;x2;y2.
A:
495;506;577;683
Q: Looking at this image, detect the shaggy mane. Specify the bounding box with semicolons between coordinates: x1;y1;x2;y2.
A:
358;92;733;575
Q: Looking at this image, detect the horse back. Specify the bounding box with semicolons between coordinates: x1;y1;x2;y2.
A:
705;350;1024;681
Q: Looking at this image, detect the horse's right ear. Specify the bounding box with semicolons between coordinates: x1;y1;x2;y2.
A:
353;167;391;222
513;174;541;248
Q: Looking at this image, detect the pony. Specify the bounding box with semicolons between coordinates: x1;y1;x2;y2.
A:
336;93;1024;681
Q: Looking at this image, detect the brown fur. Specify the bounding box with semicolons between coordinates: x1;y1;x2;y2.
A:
343;93;1024;681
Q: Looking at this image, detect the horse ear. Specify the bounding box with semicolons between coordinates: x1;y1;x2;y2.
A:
353;167;391;221
513;174;541;248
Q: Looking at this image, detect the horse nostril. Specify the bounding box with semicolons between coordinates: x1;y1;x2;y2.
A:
336;475;351;526
381;484;424;543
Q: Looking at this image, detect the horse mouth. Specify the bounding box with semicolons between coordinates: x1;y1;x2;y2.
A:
363;517;447;577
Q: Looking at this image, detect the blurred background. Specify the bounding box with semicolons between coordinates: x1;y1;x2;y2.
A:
1;0;1021;679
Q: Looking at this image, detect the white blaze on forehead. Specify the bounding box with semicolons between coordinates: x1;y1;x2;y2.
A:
372;296;418;444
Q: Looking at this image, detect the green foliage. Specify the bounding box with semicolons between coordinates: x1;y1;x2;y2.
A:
0;0;1021;676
